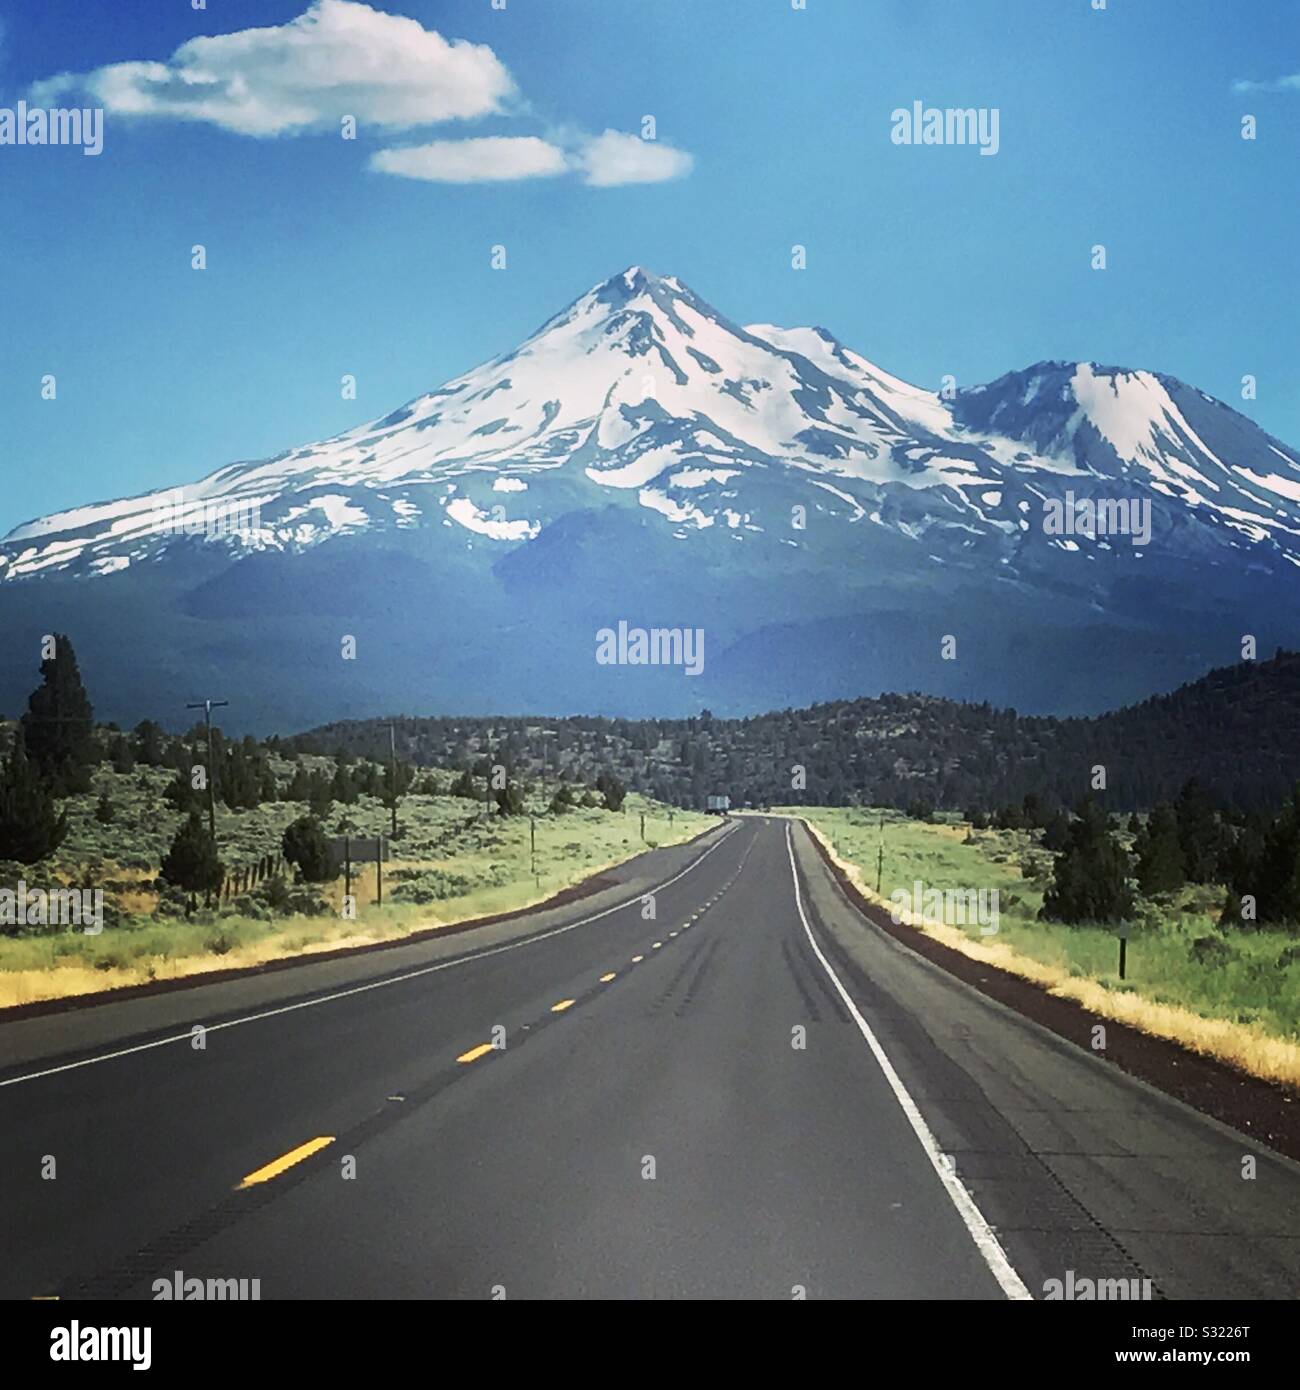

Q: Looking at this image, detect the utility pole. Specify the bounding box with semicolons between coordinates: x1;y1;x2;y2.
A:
530;813;536;881
376;833;383;908
185;698;228;841
388;722;399;839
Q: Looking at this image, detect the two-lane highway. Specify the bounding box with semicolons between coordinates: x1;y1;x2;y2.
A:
4;816;1300;1299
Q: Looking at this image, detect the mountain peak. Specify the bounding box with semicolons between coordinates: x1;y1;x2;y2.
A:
5;270;1300;603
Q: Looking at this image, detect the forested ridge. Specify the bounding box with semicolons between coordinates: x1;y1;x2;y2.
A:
295;650;1300;815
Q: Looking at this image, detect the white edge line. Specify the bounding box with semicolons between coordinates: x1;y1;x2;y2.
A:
783;822;1033;1302
1;823;742;1090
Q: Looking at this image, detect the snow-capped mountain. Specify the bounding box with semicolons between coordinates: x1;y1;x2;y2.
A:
3;267;1298;729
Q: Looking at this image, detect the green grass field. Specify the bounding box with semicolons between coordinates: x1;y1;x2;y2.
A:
0;757;708;1005
784;806;1300;1048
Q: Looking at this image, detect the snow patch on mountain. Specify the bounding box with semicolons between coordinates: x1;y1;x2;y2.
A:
5;268;1300;589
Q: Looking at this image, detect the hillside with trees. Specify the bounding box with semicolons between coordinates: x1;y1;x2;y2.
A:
294;649;1300;816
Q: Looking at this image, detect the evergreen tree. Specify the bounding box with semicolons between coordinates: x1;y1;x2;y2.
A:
596;770;626;812
111;737;136;774
307;772;334;820
159;811;224;913
1041;812;1072;853
259;766;279;804
495;781;526;817
163;764;203;814
133;719;166;766
283;765;313;802
1135;803;1186;896
0;731;69;863
1041;801;1134;924
330;762;359;805
282;815;335;883
94;792;115;825
1175;779;1222;883
21;633;95;794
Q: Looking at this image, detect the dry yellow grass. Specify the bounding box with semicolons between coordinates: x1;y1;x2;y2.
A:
0;831;692;1010
799;817;1300;1091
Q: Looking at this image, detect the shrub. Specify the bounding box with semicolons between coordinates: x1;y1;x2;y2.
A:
281;815;335;884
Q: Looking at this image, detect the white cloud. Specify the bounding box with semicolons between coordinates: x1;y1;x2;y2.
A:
1232;73;1300;94
576;129;694;187
25;1;697;193
371;127;696;187
30;0;514;136
371;135;566;183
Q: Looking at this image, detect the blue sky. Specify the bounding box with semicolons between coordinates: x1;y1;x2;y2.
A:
1;0;1297;533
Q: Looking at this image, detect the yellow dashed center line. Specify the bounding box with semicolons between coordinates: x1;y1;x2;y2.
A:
652;942;663;949
599;972;617;983
669;931;678;938
457;1043;495;1064
632;954;644;962
237;1136;334;1189
551;999;576;1013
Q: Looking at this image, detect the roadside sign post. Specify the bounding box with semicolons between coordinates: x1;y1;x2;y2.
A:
328;836;385;910
1117;923;1129;980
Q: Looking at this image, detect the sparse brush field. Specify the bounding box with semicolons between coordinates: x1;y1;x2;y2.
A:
0;753;708;1007
786;807;1300;1084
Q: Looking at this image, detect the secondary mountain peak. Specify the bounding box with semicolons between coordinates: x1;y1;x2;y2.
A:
3;268;1300;733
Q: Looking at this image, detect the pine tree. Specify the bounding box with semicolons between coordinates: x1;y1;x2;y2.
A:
163;765;203;813
111;736;135;774
159;811;224;913
1174;779;1223;883
1135;803;1186;896
0;731;69;863
1041;812;1072;852
307;771;334;820
21;633;95;795
330;763;358;805
133;719;166;766
596;770;626;812
284;765;313;802
1041;801;1134;924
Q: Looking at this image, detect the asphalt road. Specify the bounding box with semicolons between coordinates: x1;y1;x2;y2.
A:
3;816;1299;1300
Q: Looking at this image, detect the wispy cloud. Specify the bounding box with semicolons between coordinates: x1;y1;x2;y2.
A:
370;129;694;187
371;136;567;183
30;0;515;135
1232;72;1300;94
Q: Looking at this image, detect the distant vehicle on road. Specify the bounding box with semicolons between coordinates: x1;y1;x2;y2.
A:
706;794;731;815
